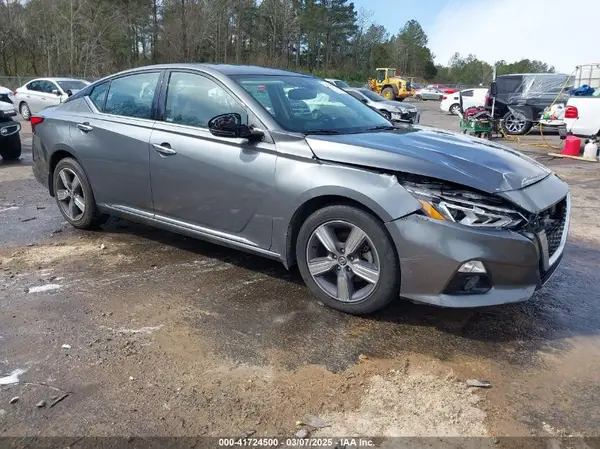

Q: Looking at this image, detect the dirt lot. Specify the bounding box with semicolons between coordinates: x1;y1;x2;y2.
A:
1;101;600;446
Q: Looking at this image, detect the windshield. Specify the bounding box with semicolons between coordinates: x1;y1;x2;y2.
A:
233;75;391;134
57;80;88;91
357;88;385;102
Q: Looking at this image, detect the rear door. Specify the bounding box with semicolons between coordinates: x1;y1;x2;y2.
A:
69;71;162;212
22;81;43;113
38;80;63;111
460;89;475;109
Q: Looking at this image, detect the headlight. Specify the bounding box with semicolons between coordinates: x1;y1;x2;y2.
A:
402;181;525;229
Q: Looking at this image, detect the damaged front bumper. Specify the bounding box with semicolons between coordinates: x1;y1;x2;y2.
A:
385;177;570;308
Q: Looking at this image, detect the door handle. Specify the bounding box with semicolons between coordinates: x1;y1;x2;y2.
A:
152;143;177;156
77;123;93;132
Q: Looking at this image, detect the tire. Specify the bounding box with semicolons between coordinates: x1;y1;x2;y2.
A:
0;134;22;160
381;110;392;120
52;157;102;229
502;111;532;135
382;87;395;100
19;102;31;121
414;95;423;102
396;97;405;102
296;205;400;315
450;103;461;115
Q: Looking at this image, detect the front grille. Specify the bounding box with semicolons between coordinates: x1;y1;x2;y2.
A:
541;197;568;260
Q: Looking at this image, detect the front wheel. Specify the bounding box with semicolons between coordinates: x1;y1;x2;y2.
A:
0;134;22;160
381;87;395;100
296;205;400;315
414;95;423;102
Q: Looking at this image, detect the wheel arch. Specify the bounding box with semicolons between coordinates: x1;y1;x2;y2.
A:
47;147;79;196
281;182;420;268
284;195;382;268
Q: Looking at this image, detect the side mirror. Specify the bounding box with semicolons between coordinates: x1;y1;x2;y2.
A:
490;81;498;97
52;89;60;95
208;113;264;141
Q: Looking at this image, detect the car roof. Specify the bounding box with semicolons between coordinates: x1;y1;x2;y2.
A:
117;64;310;78
29;77;86;82
496;73;568;77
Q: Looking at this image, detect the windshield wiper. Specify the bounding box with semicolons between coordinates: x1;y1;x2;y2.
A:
305;129;343;135
366;125;396;131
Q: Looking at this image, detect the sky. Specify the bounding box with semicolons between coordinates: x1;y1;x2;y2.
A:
352;0;597;73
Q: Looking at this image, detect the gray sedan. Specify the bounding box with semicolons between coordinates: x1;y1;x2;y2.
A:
31;64;569;314
344;87;419;124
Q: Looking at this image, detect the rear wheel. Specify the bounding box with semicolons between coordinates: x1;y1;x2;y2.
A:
296;205;400;315
502;111;532;135
53;158;103;229
382;87;395;100
450;103;461;115
414;94;423;102
0;134;21;160
19;102;31;121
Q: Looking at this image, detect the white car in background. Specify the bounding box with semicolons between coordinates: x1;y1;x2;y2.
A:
14;78;90;120
440;88;488;115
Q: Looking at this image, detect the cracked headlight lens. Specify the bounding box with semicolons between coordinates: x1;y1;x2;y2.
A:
403;182;525;229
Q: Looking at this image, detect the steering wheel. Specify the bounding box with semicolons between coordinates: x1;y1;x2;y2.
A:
311;109;323;120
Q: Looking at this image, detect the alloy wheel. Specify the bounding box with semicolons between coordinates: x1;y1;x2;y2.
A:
504;113;527;134
450;104;461;115
20;103;31;120
306;220;380;303
56;168;86;221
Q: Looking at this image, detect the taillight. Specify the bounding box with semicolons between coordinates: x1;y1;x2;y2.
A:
30;116;44;131
442;95;448;100
565;106;578;119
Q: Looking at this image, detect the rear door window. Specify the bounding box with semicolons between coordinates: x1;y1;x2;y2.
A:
104;72;160;119
461;90;474;97
27;81;41;92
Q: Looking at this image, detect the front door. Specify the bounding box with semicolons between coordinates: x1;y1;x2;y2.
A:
149;71;277;249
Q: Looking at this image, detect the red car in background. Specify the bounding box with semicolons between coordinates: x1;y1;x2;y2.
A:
427;84;459;94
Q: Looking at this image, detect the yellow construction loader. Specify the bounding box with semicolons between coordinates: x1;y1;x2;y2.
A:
367;68;415;101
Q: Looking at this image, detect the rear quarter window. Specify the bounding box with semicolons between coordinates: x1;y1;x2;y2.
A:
89;82;109;111
496;76;523;93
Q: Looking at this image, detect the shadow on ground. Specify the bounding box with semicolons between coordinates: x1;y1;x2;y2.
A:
91;217;600;371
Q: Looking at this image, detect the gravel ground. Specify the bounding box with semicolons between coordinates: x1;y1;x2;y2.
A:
1;103;599;446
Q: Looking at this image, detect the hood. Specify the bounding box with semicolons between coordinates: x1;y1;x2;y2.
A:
306;126;550;194
381;100;416;111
